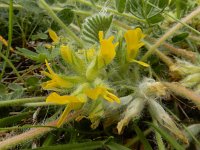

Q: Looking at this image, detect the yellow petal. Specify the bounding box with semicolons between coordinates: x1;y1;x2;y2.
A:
42;75;73;90
99;40;116;64
85;87;103;100
103;95;114;102
45;60;55;75
57;104;73;127
135;28;146;39
55;75;73;88
42;76;73;90
129;59;149;67
102;90;120;103
98;31;118;66
60;45;73;64
0;35;14;51
85;86;120;103
41;71;52;79
42;60;73;89
0;35;8;47
105;91;120;103
76;95;87;103
56;102;83;127
46;92;82;104
124;28;145;61
41;80;58;90
48;28;59;43
108;35;115;42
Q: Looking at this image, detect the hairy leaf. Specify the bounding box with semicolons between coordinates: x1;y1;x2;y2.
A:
82;14;113;44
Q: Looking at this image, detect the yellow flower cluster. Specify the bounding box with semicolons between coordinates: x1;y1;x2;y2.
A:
42;28;148;127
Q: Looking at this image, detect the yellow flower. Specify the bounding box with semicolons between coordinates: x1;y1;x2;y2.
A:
46;92;86;104
60;45;73;64
124;28;149;67
41;60;73;90
46;92;86;127
85;86;120;103
86;32;118;80
98;31;118;67
48;28;59;43
124;28;145;59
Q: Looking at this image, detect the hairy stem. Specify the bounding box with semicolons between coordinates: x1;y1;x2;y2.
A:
147;37;197;62
0;97;45;107
145;42;174;67
0;121;57;150
0;111;81;150
163;82;200;109
163;42;196;62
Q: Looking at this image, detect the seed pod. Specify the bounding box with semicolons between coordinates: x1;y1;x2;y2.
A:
148;99;188;143
117;98;145;134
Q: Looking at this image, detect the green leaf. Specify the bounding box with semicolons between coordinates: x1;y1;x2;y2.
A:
82;14;113;44
31;33;48;41
0;83;23;101
128;0;168;24
8;83;24;99
17;46;59;63
8;83;23;91
51;8;74;31
17;47;38;61
147;122;185;150
115;0;127;13
147;14;164;24
172;32;189;43
106;142;131;150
